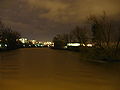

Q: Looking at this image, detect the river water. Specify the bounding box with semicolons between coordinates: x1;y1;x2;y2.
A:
0;48;120;90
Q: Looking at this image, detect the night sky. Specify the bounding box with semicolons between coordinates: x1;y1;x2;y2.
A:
0;0;120;41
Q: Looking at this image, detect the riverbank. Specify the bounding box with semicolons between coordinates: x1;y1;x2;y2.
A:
52;47;120;63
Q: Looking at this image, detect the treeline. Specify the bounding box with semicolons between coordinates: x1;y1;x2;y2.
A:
0;20;21;50
53;26;90;49
53;13;120;61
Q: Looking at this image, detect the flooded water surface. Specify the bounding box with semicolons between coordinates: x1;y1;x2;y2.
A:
0;48;120;90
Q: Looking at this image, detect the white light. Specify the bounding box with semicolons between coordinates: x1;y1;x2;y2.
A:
41;45;44;47
87;44;93;47
5;44;7;47
82;44;85;46
0;44;2;47
67;43;80;47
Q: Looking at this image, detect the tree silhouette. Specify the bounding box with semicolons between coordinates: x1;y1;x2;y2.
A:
71;26;88;45
0;20;21;50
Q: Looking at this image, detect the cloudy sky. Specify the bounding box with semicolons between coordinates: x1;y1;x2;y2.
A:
0;0;120;41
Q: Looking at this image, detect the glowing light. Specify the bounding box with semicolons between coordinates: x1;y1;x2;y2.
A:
50;44;54;47
44;42;52;45
19;38;28;44
35;45;37;47
40;45;44;47
5;44;7;47
43;42;54;47
67;43;80;46
81;44;85;46
87;44;93;47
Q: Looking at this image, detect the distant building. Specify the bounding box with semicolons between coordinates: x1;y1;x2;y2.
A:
29;40;37;44
43;42;54;47
19;38;28;44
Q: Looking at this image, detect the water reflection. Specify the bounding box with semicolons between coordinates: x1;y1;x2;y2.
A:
0;50;21;89
0;48;120;90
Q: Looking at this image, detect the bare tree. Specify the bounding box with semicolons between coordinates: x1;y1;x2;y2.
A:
88;12;112;49
71;26;88;45
88;12;120;60
0;20;21;49
114;27;120;56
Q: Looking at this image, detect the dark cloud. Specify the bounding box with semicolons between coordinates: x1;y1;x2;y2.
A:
0;0;120;41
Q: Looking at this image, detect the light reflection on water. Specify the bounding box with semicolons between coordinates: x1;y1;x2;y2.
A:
0;48;120;90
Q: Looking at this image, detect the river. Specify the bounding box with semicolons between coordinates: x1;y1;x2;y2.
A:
0;48;120;90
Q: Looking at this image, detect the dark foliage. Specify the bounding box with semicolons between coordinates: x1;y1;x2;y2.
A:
0;20;21;50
